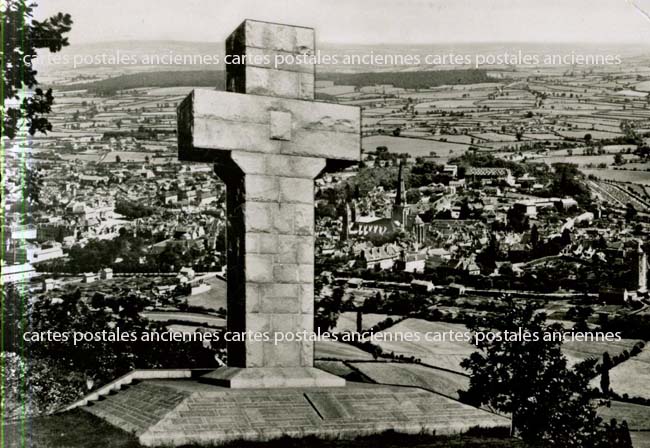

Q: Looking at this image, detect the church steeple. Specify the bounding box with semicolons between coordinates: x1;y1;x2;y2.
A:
395;159;407;207
392;160;409;225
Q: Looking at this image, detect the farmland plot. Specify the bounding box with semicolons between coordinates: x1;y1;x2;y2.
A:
584;169;650;185
349;362;470;399
562;338;644;367
596;348;650;400
370;319;475;374
315;340;375;361
334;312;400;333
362;135;469;160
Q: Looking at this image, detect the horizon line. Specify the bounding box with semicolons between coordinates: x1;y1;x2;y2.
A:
62;38;650;47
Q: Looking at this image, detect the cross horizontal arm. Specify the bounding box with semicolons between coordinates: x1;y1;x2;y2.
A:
178;89;361;163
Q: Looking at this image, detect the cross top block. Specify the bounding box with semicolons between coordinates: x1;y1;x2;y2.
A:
226;20;316;100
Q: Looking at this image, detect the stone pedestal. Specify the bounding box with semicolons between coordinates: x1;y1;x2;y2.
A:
82;379;510;447
201;367;344;388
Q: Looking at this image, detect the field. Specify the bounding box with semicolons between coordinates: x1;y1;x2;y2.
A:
333;312;399;333
538;154;634;166
414;99;477;109
100;151;173;163
315;340;375;360
349;362;469;399
370;319;643;374
636;80;650;92
370;319;475;374
362;135;468;161
562;338;644;367
186;276;227;310
314;360;357;377
583;169;650;185
556;130;622;139
598;401;650;430
592;348;650;400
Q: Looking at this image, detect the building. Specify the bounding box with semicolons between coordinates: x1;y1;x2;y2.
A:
512;201;538;218
411;279;435;293
392;160;410;226
396;251;426;273
635;239;647;294
466;167;515;186
42;278;60;291
413;216;426;245
1;262;38;284
360;244;400;270
82;272;97;283
161;191;178;205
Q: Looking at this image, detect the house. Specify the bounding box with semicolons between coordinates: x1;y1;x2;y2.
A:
99;268;114;280
2;262;37;284
42;278;60;291
79;174;109;186
396;252;427;273
83;272;97;283
179;266;196;281
411;279;435;293
197;190;218;206
361;244;400;270
346;278;364;289
448;283;467;297
466;167;515;186
443;164;458;178
161;191;178;204
555;198;578;211
512;201;538;218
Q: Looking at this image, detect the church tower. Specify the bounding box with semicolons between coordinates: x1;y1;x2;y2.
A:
341;203;353;242
392;160;409;226
636;239;647;293
414;215;425;246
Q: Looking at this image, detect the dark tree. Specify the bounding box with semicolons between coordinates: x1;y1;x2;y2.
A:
3;0;73;139
530;224;539;249
625;203;637;223
461;302;631;447
600;352;612;396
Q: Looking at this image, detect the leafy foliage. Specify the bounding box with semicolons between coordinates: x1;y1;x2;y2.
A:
7;286;216;414
2;0;72;139
461;302;632;447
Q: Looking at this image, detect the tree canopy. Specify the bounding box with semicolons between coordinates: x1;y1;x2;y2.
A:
461;302;632;447
2;0;72;139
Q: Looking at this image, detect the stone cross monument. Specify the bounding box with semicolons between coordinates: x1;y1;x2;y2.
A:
177;19;360;388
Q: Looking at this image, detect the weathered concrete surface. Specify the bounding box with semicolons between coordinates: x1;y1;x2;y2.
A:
81;380;510;447
226;20;315;100
177;89;360;163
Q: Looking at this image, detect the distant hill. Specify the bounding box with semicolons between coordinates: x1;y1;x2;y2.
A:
56;68;496;95
317;69;494;89
57;71;225;95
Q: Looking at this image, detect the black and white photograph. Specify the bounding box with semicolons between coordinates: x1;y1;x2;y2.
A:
3;1;650;447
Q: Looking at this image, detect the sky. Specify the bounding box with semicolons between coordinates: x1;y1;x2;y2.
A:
33;0;650;45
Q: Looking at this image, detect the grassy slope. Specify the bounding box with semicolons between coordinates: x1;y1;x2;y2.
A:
2;410;532;448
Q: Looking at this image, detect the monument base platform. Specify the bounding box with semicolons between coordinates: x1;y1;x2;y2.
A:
200;366;346;388
81;377;510;447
